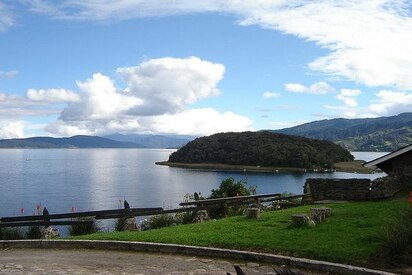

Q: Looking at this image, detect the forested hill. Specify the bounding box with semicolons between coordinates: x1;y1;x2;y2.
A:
168;131;353;169
273;112;412;152
0;135;144;148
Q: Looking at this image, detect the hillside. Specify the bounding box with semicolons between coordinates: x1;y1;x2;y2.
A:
0;135;144;148
167;131;353;169
273;112;412;152
105;133;192;149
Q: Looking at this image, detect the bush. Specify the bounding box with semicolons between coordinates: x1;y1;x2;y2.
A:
140;214;179;230
0;227;25;240
115;216;128;232
381;207;412;264
25;225;42;239
69;218;100;236
208;177;256;219
175;211;195;224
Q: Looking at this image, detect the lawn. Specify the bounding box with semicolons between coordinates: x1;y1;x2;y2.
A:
73;197;408;265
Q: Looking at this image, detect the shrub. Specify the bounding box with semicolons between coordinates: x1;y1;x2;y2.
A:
69;218;100;236
175;211;195;224
0;227;25;240
140;214;179;230
381;207;412;264
115;216;128;232
208;177;256;219
25;225;42;239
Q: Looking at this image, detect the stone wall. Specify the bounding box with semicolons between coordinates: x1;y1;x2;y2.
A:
304;177;402;201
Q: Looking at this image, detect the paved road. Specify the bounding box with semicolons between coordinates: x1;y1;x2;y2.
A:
0;248;321;274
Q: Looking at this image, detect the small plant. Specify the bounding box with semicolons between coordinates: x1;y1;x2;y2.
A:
140;214;179;230
115;216;129;231
383;207;412;262
175;211;195;224
271;192;302;210
0;227;25;240
69;217;100;236
25;225;42;239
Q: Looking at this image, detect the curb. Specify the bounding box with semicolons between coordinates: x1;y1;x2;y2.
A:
0;240;395;275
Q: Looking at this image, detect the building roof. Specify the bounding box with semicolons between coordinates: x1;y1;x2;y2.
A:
363;144;412;167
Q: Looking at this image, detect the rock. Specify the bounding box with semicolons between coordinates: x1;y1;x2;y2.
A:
192;210;210;223
291;214;310;226
311;207;332;223
40;226;60;239
124;217;140;231
246;208;260;219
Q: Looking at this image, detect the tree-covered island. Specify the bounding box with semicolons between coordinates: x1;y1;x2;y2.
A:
157;131;355;171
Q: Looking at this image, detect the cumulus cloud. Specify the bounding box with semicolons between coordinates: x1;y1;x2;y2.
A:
263;92;281;98
0;121;25;139
60;73;142;121
0;93;61;119
285;81;335;95
143;108;253;135
117;56;224;116
285;83;306;93
336;89;361;107
368;90;412;116
0;70;18;78
21;0;412;91
27;88;81;103
46;57;251;136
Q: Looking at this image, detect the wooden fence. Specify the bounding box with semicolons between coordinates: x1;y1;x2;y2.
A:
0;193;310;228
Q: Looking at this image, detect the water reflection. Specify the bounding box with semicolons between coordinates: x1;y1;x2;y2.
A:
0;149;385;218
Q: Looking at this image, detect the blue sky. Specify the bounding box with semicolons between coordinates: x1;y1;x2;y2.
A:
0;1;411;138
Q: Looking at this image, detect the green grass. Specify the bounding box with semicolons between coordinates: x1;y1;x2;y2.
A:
72;198;408;265
334;160;376;173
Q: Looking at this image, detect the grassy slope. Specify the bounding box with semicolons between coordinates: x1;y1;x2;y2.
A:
74;198;407;265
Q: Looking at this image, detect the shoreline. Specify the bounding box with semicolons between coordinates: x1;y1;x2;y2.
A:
155;161;378;174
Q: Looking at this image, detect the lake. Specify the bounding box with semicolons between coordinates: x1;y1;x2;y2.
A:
0;149;387;220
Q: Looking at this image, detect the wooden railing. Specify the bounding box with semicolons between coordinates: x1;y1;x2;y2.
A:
0;193;310;228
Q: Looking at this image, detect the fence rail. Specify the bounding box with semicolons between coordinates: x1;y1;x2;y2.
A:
0;193;309;228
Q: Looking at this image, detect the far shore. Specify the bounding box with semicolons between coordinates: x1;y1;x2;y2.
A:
155;160;378;174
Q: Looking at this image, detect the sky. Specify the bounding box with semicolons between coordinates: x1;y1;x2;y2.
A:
0;0;412;138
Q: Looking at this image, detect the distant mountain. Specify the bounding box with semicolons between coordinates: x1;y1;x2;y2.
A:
0;135;144;148
273;112;412;152
104;133;193;149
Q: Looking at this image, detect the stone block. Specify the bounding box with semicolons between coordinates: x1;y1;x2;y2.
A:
291;214;310;226
246;208;260;219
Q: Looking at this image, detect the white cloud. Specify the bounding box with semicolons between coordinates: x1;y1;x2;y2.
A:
0;121;25;139
142;108;253;136
22;0;412;91
336;88;361;107
21;1;226;21
368;90;412;116
117;56;224;116
0;70;18;78
0;3;13;32
60;73;142;121
285;81;334;95
309;82;336;95
263;91;281;98
46;57;250;136
27;88;81;103
285;83;307;93
0;93;61;119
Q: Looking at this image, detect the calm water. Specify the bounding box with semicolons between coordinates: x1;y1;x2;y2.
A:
0;149;386;219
